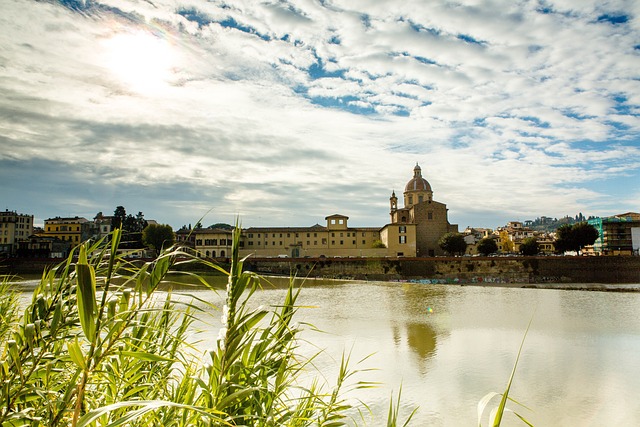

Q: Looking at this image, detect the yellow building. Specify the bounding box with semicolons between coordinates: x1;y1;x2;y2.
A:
191;164;457;259
0;210;34;256
193;227;234;258
387;164;457;256
239;214;388;258
43;216;90;247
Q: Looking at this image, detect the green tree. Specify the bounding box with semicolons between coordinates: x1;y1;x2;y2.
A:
555;222;599;254
208;223;233;230
142;223;175;255
112;205;127;230
372;240;386;248
438;232;467;256
519;237;539;256
477;237;498;256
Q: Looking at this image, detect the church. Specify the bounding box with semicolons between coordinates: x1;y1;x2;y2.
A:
188;164;457;258
386;163;458;257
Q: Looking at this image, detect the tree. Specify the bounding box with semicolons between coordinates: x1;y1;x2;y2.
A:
208;223;233;230
142;223;175;255
477;237;498;256
554;222;599;254
372;240;386;248
519;237;539;256
438;232;467;256
112;206;127;230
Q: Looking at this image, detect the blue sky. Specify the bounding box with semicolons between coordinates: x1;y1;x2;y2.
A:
1;0;639;230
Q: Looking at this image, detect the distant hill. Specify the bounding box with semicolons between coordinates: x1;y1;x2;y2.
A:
523;213;596;232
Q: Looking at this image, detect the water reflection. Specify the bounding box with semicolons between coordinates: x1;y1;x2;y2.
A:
12;275;640;426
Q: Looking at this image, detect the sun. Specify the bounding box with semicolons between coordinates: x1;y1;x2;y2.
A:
103;31;175;94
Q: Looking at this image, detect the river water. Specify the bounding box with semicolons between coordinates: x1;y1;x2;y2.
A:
15;276;640;426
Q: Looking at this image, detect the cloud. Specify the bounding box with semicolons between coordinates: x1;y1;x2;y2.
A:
0;0;639;230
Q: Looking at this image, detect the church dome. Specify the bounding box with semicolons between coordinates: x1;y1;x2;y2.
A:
404;164;432;192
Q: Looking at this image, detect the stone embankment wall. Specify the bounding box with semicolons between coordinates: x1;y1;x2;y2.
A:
244;256;640;284
4;256;639;284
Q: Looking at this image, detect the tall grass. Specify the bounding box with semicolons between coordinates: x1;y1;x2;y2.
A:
0;225;414;426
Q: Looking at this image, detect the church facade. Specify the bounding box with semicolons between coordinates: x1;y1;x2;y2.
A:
189;164;457;258
387;163;458;257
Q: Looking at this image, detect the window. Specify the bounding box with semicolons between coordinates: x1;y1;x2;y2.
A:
362;240;366;244
307;233;310;237
314;233;317;237
307;241;310;245
340;240;343;245
352;240;356;245
340;233;343;237
248;241;254;246
287;233;290;237
408;196;413;204
418;195;423;203
428;212;433;220
331;233;335;237
399;226;406;233
331;240;335;245
248;233;253;238
399;236;407;244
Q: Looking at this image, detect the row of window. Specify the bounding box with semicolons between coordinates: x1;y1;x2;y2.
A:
46;226;82;232
0;217;32;223
196;239;232;246
0;223;31;228
246;239;371;247
246;232;374;239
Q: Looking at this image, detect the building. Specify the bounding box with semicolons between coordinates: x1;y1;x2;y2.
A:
191;164;456;259
387;163;458;256
92;212;115;240
194;227;234;258
0;209;34;256
588;212;640;256
240;215;386;258
43;216;91;247
16;235;71;258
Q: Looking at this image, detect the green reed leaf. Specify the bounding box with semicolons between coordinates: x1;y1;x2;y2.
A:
67;338;86;370
75;245;97;342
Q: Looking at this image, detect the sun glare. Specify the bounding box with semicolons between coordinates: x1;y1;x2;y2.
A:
103;31;174;94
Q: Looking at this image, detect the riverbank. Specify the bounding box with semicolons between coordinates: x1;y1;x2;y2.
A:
244;255;640;285
4;255;640;288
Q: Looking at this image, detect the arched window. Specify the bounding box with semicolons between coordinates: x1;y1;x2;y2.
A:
212;251;216;258
206;250;210;257
220;250;225;257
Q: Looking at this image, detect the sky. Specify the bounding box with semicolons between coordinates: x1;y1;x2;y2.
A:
1;0;639;230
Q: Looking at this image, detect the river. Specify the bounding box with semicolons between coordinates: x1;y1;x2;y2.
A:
15;276;640;426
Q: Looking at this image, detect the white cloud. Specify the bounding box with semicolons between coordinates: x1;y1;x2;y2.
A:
0;0;639;229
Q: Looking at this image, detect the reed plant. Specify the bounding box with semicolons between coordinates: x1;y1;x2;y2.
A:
0;225;414;426
477;314;535;427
